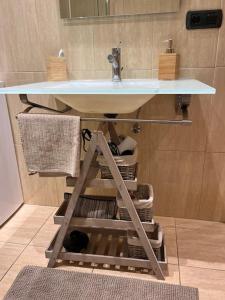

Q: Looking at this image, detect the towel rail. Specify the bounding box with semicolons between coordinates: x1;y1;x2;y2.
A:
18;94;192;125
80;118;192;125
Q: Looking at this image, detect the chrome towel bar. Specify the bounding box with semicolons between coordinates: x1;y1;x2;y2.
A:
18;94;192;125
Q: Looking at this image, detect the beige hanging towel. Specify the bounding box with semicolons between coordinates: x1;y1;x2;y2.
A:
17;113;80;177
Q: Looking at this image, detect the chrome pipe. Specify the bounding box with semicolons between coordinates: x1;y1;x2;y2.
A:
80;117;192;125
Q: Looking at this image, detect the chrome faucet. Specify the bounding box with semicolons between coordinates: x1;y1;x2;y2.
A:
107;48;121;82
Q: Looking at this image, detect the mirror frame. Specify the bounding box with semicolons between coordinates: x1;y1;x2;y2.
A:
59;0;180;20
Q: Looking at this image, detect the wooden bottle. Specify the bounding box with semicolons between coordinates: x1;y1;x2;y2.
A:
158;39;179;80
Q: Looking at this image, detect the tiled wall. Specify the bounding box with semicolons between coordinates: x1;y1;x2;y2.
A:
1;0;225;221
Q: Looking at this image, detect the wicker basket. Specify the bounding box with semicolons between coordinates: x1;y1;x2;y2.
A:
127;224;163;260
65;193;117;219
98;148;138;180
117;184;154;222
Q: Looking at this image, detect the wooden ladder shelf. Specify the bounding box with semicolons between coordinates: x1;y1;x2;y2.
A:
46;131;167;280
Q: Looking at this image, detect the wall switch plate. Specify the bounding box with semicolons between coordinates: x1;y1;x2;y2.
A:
186;9;223;30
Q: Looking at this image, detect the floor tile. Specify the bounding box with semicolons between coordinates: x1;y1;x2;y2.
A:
0;269;18;299
56;262;93;274
180;266;225;300
0;227;41;245
177;223;225;270
155;216;175;228
0;242;25;281
8;245;93;274
164;228;178;265
93;264;180;285
13;204;55;218
0;205;56;245
6;246;49;273
30;222;60;248
175;218;224;230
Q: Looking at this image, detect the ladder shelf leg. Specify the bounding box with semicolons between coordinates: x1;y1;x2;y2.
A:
98;131;165;280
47;135;98;268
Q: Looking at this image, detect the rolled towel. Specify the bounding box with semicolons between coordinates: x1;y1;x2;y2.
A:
118;136;137;155
17;113;80;177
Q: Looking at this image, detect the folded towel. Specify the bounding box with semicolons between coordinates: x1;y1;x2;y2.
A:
17;113;80;177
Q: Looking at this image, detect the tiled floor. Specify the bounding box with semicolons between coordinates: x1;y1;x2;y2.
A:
0;205;225;300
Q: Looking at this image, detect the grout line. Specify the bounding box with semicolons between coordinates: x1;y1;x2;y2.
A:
196;151;207;219
174;219;181;285
0;208;54;283
0;243;26;282
151;149;205;153
178;264;225;273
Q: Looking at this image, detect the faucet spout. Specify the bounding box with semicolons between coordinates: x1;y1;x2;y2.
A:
107;48;121;82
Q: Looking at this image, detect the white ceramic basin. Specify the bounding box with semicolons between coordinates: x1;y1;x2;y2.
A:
55;80;157;114
0;79;216;114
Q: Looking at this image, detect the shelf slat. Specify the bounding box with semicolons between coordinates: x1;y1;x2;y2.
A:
67;177;138;191
55;216;155;232
54;199;156;232
45;228;168;272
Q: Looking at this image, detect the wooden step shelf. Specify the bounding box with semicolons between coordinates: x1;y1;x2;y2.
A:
66;160;138;191
45;228;168;273
55;199;156;232
47;131;166;280
66;176;138;191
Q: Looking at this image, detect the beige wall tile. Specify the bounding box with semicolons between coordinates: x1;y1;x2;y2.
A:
149;68;214;151
144;151;205;219
216;0;225;66
199;153;225;222
63;23;95;71
123;69;152;79
207;67;225;152
15;142;60;206
3;72;66;206
122;17;153;70
35;0;63;62
0;0;45;72
180;266;225;300
93;20;124;70
152;0;220;69
3;72;47;145
123;0;180;15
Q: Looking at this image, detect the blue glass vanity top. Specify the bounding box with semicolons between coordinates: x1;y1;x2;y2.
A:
0;79;215;95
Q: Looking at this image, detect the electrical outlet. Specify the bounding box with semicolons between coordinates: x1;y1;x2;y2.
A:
186;9;223;30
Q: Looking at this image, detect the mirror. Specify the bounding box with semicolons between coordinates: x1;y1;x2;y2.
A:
59;0;180;19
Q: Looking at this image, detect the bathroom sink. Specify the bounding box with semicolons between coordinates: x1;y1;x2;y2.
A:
0;79;216;114
54;80;158;114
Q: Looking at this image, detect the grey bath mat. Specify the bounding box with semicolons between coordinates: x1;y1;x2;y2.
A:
4;266;199;300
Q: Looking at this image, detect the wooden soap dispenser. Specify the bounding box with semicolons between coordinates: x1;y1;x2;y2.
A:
47;49;68;81
158;39;179;80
